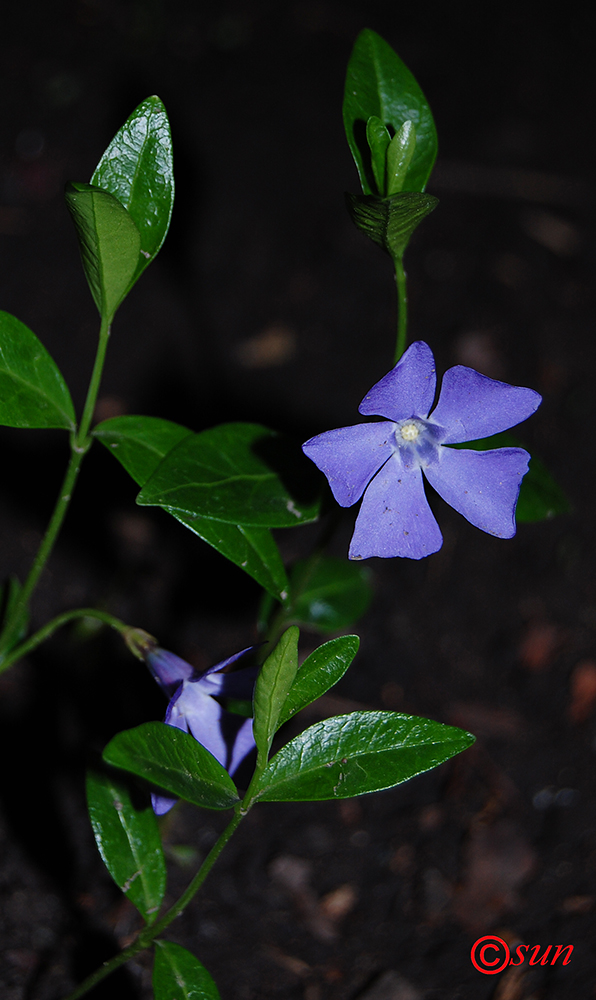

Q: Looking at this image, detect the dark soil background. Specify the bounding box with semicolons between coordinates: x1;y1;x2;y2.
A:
1;2;595;998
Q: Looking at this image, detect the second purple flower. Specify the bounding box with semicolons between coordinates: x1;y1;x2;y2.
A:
145;645;258;814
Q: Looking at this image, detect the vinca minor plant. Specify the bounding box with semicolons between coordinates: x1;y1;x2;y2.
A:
0;28;566;1000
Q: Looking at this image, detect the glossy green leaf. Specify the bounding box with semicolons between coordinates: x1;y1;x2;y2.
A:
253;627;299;757
366;116;391;194
93;416;289;601
137;423;320;528
0;311;75;429
450;433;571;522
277;635;360;729
254;712;474;802
86;769;166;923
386;120;417;196
65;182;141;319
288;556;372;631
103;722;239;811
93;415;193;485
343;29;437;194
345;191;438;262
153;941;220;1000
92;96;174;286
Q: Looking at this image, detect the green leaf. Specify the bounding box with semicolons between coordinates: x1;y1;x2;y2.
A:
343;28;437;194
516;454;570;522
93;416;290;601
288;556;372;631
366;116;391;194
153;941;220;1000
254;712;474;802
91;96;174;286
449;432;571;522
277;635;360;729
253;627;299;758
345;191;438;262
93;415;193;485
103;722;240;811
86;769;166;923
386;120;417;196
0;311;75;429
65;182;141;319
137;423;320;528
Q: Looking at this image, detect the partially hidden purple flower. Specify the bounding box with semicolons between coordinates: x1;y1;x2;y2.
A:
146;645;258;815
302;341;542;560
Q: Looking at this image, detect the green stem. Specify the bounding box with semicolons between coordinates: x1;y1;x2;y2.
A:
61;807;245;1000
76;314;111;446
0;315;112;660
0;608;129;676
394;256;408;363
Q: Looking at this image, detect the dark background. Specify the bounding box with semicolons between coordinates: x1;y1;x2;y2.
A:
1;2;595;998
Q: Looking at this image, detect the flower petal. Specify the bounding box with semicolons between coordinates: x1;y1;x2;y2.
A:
199;646;257;697
303;422;395;507
171;681;229;767
151;791;178;816
424;446;530;537
221;714;256;776
146;648;194;696
201;645;256;680
214;665;259;700
358;341;437;421
428;366;542;443
349;453;443;560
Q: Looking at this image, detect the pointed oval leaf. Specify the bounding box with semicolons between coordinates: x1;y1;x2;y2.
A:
343;29;438;194
289;556;372;631
253;626;299;757
345;191;438;262
153;941;220;1000
386;120;417;196
86;769;166;923
255;712;475;801
366;115;391;194
449;432;571;522
93;416;289;601
277;635;360;729
93;415;193;485
65;182;141;319
136;423;320;528
103;722;239;810
0;312;75;429
92;96;174;285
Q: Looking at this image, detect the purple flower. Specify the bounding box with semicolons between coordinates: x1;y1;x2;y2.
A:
302;341;541;560
145;646;258;814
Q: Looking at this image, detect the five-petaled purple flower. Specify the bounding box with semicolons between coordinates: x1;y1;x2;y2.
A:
145;645;257;814
302;341;541;560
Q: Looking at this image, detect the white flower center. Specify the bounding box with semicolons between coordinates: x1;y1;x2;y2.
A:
400;422;420;442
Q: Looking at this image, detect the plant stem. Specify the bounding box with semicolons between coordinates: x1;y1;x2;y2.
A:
394;256;408;363
0;608;129;676
61;807;245;1000
0;315;112;660
76;314;112;446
